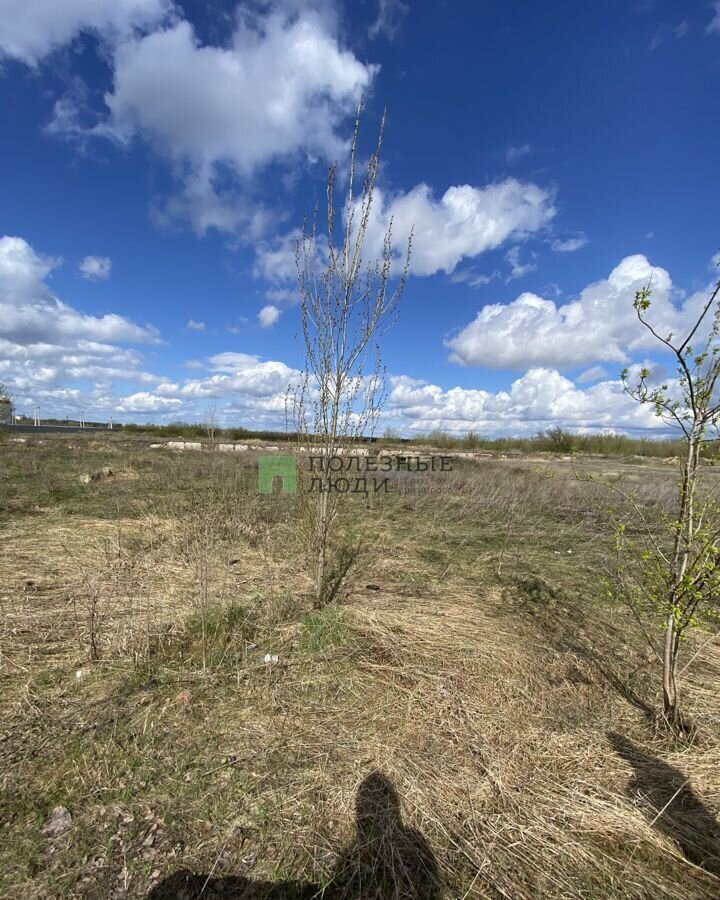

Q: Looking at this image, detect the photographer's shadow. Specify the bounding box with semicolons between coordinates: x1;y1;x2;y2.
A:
148;772;443;899
609;732;720;876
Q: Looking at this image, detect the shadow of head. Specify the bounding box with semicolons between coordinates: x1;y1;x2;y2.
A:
608;732;720;876
147;772;443;899
354;772;402;836
331;771;442;899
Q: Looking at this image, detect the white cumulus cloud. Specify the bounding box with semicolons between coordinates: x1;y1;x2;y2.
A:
707;1;720;35
94;9;374;173
0;236;157;346
0;0;170;65
505;144;531;165
445;254;714;369
505;245;537;281
0;235;161;414
384;367;663;437
551;235;588;253
259;178;556;283
362;179;555;277
46;7;376;235
258;305;281;328
368;0;409;41
117;391;183;413
79;255;112;281
254;230;302;284
577;365;609;383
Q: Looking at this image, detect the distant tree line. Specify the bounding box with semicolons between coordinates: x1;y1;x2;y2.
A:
119;422;297;443
416;426;684;458
107;420;685;458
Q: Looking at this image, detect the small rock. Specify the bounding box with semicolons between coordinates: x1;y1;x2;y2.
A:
365;584;381;591
241;851;257;870
79;468;114;485
41;806;72;838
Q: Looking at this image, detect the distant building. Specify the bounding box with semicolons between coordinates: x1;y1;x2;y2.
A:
0;397;12;425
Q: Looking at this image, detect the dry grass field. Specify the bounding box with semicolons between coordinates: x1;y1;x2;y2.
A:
1;432;719;899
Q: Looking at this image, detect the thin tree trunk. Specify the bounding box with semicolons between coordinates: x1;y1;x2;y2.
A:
663;434;698;730
663;610;679;725
315;486;329;607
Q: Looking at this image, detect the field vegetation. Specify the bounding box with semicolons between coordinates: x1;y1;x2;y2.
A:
1;431;719;898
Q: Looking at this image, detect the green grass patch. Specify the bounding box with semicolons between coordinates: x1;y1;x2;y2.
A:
298;607;347;653
170;602;256;669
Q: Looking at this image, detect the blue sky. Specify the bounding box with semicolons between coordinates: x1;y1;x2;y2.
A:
1;0;719;435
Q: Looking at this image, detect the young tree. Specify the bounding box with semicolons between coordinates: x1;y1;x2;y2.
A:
618;273;720;733
292;101;412;606
204;400;221;448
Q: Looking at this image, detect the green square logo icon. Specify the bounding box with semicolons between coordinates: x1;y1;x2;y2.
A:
258;455;297;494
